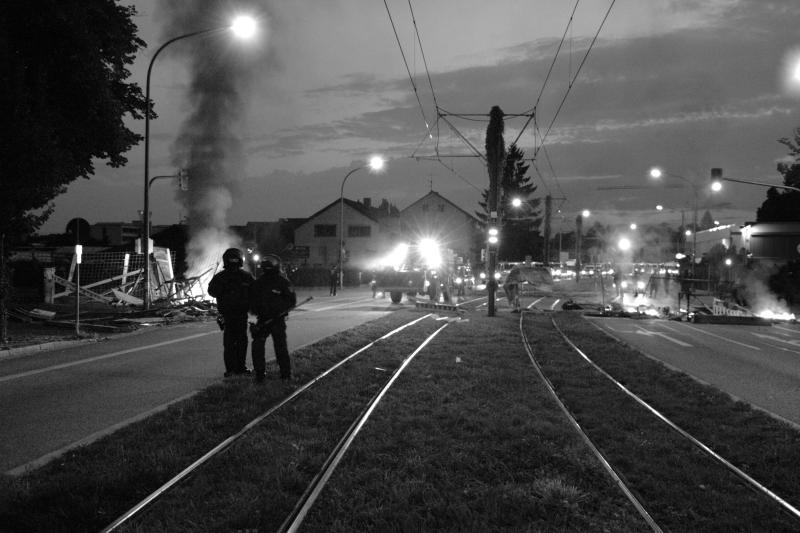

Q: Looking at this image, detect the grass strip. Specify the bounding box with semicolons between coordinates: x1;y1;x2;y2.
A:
537;311;800;531
0;310;424;533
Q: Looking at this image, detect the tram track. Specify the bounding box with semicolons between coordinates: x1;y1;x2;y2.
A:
520;310;800;531
102;313;444;533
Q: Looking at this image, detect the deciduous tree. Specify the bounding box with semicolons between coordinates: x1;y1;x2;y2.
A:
0;0;149;243
756;127;800;221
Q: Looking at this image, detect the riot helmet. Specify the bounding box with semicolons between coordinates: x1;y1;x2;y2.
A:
222;248;244;270
261;254;281;273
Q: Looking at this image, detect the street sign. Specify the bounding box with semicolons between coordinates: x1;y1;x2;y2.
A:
292;245;310;258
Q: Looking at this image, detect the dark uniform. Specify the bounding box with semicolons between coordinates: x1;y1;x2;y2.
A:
249;256;297;382
207;248;254;377
329;264;338;295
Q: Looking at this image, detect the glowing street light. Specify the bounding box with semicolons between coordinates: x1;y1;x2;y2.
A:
618;237;632;252
231;15;257;39
142;15;258;309
575;210;590;282
649;166;699;276
339;156;385;288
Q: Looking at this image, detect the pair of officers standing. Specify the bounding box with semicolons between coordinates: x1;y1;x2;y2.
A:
207;248;296;383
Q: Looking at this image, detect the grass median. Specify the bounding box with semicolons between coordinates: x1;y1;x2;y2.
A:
1;308;798;532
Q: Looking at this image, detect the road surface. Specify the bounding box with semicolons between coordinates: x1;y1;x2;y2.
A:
0;288;397;474
585;316;800;427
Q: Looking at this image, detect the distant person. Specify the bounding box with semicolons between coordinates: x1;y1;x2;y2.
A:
370;274;377;298
329;264;338;296
503;267;521;313
249;255;297;383
612;269;622;299
207;248;254;378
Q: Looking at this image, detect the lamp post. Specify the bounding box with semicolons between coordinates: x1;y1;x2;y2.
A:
575;209;590;283
339;156;385;289
142;16;257;309
649;167;699;277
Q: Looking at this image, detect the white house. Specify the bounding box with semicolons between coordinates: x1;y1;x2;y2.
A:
399;191;482;266
293;198;400;269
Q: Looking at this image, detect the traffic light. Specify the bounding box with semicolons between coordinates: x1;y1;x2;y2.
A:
710;168;722;192
488;226;499;245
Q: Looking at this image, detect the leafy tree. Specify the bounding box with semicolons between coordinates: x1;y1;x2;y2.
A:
0;0;149;244
476;142;542;260
756;128;800;221
698;210;715;231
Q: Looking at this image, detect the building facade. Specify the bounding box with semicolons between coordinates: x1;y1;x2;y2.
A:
399;191;482;266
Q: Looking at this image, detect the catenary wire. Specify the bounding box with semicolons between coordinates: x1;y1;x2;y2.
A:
383;0;434;140
514;0;581;146
407;0;440;153
533;0;616;163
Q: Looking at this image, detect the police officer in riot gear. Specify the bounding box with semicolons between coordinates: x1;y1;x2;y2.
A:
208;248;254;377
249;254;297;382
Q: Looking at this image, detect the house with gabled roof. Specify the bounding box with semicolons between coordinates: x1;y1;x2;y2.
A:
399;191;482;266
293;197;401;269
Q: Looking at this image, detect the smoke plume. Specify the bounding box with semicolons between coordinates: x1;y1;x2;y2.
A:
158;1;271;282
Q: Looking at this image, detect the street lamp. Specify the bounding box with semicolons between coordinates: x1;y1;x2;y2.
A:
142;16;257;309
339;156;385;289
649;167;699;276
575;209;590;282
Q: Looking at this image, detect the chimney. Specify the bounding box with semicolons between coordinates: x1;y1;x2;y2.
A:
363;197;372;208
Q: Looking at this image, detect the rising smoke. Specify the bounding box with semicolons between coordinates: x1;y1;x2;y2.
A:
158;1;271;282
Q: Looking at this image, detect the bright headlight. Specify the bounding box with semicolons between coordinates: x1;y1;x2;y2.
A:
418;238;441;269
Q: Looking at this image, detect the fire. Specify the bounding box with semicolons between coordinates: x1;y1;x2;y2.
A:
756;309;796;322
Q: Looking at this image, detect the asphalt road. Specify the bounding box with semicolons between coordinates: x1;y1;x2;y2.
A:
585;315;800;427
0;288;397;474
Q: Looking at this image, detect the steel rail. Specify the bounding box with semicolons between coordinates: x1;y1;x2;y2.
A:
279;323;450;532
101;313;434;532
550;316;800;522
518;312;663;532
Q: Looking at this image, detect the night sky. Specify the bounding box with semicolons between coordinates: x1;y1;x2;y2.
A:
40;0;800;237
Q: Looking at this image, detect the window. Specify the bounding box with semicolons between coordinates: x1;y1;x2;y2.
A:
348;225;371;238
314;224;336;237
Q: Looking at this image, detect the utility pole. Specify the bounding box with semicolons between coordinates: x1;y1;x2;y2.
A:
543;195;552;265
485;106;505;317
575;214;583;283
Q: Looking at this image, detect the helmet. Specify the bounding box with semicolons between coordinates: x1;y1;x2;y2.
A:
261;254;281;272
222;248;243;269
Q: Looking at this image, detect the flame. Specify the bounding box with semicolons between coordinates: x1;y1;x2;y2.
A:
757;309;796;322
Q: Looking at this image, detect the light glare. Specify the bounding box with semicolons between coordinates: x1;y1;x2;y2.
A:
369;156;385;171
231;15;257;39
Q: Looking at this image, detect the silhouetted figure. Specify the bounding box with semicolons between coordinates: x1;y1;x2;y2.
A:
250;255;297;382
208;248;254;377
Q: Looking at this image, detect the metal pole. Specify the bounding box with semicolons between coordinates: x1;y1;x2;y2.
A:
143;27;222;310
543;195;552;265
575;215;583;283
339;166;362;290
692;190;698;279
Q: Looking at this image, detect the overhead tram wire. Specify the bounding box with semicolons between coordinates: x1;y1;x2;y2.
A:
513;0;582;147
533;0;616;162
383;0;434;143
407;0;441;153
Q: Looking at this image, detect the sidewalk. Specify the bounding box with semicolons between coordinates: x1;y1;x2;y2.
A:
0;285;375;359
